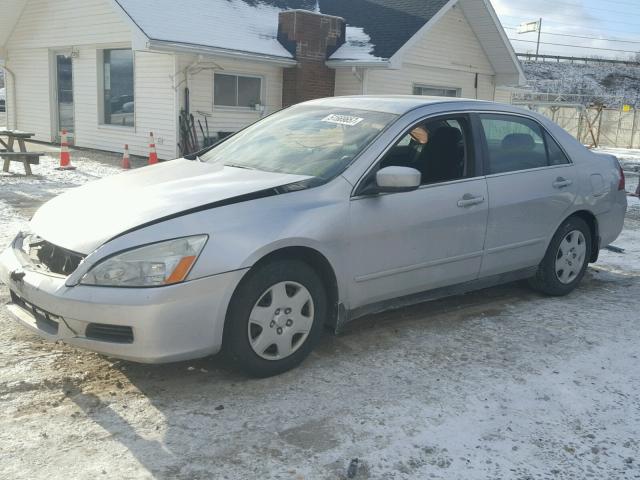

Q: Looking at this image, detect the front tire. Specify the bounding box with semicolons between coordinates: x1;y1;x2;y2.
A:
223;259;326;377
529;216;592;296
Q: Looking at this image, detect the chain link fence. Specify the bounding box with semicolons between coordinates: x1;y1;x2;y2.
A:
511;93;640;149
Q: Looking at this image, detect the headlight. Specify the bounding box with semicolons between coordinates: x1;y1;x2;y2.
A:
80;235;208;287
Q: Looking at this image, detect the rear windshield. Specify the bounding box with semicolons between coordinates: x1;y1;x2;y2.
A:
200;105;397;180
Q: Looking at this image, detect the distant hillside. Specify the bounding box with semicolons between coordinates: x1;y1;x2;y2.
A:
521;60;640;107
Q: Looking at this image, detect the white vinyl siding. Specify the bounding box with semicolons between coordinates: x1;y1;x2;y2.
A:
365;64;495;100
73;49;176;159
177;54;283;135
6;46;176;159
6;0;132;50
402;5;494;76
337;6;498;101
5;0;177;158
494;87;514;105
334;68;364;96
3;48;51;139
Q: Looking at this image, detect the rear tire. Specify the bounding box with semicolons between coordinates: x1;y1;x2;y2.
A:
223;259;326;377
528;216;592;296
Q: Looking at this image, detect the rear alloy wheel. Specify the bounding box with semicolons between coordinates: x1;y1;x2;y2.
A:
224;260;326;377
529;216;592;296
554;230;587;285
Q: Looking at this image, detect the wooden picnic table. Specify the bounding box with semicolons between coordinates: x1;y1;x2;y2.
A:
0;129;44;175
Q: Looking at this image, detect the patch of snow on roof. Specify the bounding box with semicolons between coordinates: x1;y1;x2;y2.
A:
115;0;294;59
116;0;385;63
330;26;382;62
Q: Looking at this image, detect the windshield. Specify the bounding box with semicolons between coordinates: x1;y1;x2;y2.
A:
200;105;397;179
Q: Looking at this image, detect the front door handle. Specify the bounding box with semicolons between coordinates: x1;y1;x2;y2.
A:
553;177;573;189
457;194;485;208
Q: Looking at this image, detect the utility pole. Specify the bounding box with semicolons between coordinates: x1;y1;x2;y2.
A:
518;19;543;61
536;18;542;61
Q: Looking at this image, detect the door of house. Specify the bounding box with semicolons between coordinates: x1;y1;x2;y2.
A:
55;53;75;143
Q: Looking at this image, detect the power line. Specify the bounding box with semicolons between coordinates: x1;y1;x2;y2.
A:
532;0;640;17
500;14;640;35
504;26;640;45
509;38;640;54
592;0;640;7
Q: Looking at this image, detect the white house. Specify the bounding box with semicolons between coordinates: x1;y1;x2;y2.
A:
0;0;524;159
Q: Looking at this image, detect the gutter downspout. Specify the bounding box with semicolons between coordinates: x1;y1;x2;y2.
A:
475;72;479;100
1;65;17;129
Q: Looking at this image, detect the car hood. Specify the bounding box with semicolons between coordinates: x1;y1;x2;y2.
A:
30;159;311;254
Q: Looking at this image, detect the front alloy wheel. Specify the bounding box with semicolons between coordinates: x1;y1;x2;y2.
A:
248;281;314;360
224;259;326;377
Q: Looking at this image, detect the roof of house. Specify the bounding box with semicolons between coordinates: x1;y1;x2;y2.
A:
1;0;524;85
114;0;450;63
321;0;450;60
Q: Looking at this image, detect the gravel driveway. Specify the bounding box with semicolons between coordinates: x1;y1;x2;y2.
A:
1;151;639;479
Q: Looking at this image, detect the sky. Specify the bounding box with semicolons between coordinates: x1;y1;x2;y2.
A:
491;0;640;60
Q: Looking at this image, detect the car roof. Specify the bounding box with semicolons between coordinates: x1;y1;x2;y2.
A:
303;95;497;115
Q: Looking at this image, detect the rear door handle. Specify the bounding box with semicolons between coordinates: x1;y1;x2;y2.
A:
553;177;573;189
457;194;485;208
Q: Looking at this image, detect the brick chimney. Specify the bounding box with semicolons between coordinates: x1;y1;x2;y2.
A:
278;10;346;107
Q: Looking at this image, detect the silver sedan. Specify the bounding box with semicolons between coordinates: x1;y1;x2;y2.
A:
0;96;627;376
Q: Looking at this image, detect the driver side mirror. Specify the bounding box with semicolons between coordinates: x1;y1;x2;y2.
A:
361;166;421;195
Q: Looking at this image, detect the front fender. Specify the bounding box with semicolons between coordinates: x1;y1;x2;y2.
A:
68;178;353;294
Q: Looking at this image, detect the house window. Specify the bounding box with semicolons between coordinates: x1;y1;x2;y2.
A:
413;85;460;98
102;49;134;126
214;73;262;108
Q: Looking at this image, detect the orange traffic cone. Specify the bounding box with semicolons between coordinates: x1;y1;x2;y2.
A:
148;132;158;165
122;144;131;169
56;129;76;170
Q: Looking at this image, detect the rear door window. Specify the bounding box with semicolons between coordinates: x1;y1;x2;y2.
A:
479;114;567;174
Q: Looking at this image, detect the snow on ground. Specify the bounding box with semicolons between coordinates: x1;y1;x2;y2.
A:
1;149;640;479
0;152;122;248
596;147;640;172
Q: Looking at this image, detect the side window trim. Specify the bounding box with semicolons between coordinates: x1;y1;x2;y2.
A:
476;112;572;177
542;129;572;166
469;113;487;180
353;112;479;196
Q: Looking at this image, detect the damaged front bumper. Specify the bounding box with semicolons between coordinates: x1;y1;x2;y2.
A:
0;234;247;363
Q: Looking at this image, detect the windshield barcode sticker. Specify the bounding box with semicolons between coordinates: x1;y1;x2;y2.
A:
321;114;364;126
